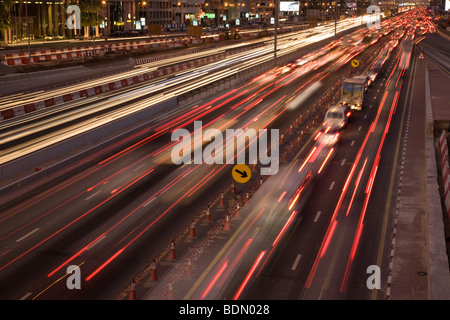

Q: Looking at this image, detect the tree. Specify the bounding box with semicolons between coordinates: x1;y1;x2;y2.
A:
79;0;104;37
0;0;14;44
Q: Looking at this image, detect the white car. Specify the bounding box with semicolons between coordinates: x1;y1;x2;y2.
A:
316;130;341;147
322;105;350;131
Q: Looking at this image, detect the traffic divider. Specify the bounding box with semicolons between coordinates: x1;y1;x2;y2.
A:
1;37;197;66
0;53;227;123
439;131;450;218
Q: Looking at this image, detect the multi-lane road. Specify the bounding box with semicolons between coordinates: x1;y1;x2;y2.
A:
0;8;440;301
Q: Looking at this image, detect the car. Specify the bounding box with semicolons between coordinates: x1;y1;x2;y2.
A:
125;30;140;37
316;128;341;147
322;105;350;131
110;31;126;37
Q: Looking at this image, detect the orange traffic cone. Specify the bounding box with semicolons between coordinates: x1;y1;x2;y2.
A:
235;203;241;218
289;125;293;134
168;241;176;260
218;192;225;207
189;223;196;239
224;214;231;231
205;207;212;222
129;281;136;300
150;262;158;281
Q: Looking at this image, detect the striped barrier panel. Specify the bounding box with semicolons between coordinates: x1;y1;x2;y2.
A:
2;37;196;66
440;130;450;218
0;53;227;123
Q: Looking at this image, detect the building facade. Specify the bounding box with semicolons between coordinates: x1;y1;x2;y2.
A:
1;0;387;43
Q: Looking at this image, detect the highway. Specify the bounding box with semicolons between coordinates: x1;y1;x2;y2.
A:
0;8;438;301
170;25;416;300
0;16;380;166
142;9;437;301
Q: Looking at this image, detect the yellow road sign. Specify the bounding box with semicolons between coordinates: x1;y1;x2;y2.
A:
232;164;251;184
351;59;359;68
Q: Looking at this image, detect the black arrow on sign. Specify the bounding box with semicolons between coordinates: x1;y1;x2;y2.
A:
235;169;248;178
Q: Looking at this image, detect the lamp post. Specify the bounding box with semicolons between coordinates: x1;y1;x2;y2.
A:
334;1;337;36
102;0;108;37
139;1;147;31
274;0;278;63
177;1;182;25
92;0;95;54
25;1;30;63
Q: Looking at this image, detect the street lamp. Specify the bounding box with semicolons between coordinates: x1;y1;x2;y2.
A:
25;1;30;63
274;0;278;62
139;1;147;33
333;1;337;36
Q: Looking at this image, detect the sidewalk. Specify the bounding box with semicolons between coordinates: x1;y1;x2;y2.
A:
388;49;450;299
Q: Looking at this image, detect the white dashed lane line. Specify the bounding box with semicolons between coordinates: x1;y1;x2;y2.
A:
291;254;302;271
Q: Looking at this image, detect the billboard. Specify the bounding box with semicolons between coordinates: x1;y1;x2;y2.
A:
346;2;357;8
280;1;300;12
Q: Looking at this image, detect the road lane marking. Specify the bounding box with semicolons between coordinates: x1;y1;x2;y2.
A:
341;159;346;166
372;48;416;301
358;126;362;131
20;292;33;300
85;190;101;200
291;254;302;271
134;164;146;171
351;140;355;146
87;235;106;251
314;211;322;222
329;182;335;190
16;228;39;242
143;197;157;208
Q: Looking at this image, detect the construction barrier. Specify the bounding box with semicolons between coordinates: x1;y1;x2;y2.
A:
439;131;450;218
1;37;196;66
0;53;227;123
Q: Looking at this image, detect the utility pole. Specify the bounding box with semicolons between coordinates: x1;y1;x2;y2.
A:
92;0;96;55
274;0;278;63
25;1;30;63
334;1;337;36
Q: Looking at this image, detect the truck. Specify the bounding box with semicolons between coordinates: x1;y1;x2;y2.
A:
340;74;370;111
